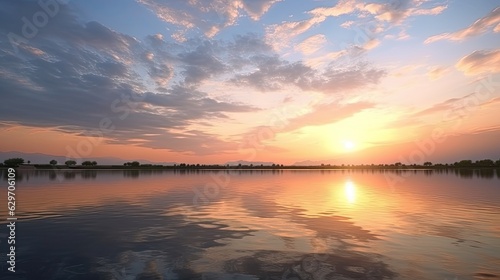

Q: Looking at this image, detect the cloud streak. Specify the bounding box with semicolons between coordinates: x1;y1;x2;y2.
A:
456;49;500;76
425;7;500;44
137;0;281;38
267;0;447;51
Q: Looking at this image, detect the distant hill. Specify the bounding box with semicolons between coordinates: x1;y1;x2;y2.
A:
225;160;276;166
0;151;176;166
292;160;336;166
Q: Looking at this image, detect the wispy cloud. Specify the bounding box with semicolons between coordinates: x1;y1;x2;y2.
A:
427;65;448;80
295;34;327;55
268;0;446;51
137;0;281;38
265;16;325;50
455;49;500;76
425;7;500;44
281;101;375;132
230;56;385;94
390;92;492;128
310;0;447;25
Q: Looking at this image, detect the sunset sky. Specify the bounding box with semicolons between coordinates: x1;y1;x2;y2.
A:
1;0;499;165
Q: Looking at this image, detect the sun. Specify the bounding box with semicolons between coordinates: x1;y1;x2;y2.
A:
343;140;355;151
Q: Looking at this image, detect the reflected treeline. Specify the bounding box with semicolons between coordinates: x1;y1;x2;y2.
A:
370;168;500;179
0;169;99;181
1;168;499;181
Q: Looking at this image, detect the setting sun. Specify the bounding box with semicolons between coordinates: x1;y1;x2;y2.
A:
343;140;356;151
1;1;499;279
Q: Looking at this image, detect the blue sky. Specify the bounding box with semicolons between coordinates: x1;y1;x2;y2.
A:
0;0;499;164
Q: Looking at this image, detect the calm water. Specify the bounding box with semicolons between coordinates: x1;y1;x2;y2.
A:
1;169;499;280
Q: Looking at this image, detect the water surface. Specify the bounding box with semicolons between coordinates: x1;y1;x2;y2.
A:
1;169;499;279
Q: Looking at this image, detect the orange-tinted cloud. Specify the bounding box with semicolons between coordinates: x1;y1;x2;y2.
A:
295;34;327;55
280;101;374;132
137;0;281;37
265;16;326;50
455;49;500;75
310;0;447;25
425;7;500;44
427;66;448;80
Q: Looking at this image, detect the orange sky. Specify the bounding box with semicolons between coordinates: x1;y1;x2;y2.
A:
1;1;499;165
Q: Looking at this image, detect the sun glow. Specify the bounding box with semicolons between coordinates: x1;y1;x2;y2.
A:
343;140;355;151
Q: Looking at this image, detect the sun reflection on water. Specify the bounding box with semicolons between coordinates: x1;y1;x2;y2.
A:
345;180;356;204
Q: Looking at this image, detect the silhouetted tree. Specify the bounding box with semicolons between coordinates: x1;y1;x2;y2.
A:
82;161;93;166
131;161;140;167
4;158;24;166
65;160;77;166
455;160;473;167
50;160;58;166
91;161;97;166
423;162;432;166
476;159;494;167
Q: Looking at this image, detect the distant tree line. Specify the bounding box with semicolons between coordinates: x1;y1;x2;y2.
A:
2;157;500;169
1;158;97;167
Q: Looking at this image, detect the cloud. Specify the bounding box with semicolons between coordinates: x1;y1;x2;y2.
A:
391;92;494;128
268;0;446;51
455;49;500;76
137;0;281;37
141;33;275;87
295;34;327;55
425;7;500;44
178;41;227;85
363;38;381;50
365;1;446;24
480;97;500;108
412;93;476;118
340;20;355;28
231;56;385;93
281;101;375;132
0;1;264;155
304;50;347;68
310;0;447;25
414;5;447;16
230;56;315;91
309;0;358;17
241;0;282;20
0;1;386;156
265;16;325;50
240;101;374;144
314;63;385;94
427;66;448;80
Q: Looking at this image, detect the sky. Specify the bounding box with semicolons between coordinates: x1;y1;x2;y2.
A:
0;0;499;165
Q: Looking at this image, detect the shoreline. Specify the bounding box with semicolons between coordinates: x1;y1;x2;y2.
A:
2;166;500;171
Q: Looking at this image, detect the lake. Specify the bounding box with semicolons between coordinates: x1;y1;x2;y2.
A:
1;169;499;279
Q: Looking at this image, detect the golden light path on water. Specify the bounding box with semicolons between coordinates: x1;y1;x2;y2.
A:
344;180;356;204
